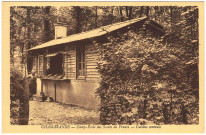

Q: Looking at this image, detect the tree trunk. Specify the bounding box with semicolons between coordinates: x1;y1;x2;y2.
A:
95;6;98;28
170;6;173;29
128;7;132;20
44;6;51;42
26;8;31;49
126;6;129;19
154;6;158;21
119;7;123;22
111;7;114;23
170;6;174;34
25;7;32;76
145;6;150;17
139;6;144;17
74;6;81;33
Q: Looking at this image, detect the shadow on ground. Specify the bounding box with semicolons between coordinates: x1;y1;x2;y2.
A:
29;101;100;125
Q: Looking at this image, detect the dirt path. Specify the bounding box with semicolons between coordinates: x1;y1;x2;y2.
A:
29;101;100;125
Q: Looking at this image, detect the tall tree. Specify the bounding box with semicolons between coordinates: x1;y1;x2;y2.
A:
73;6;82;33
95;6;98;28
145;6;150;17
119;7;123;22
10;6;57;75
125;6;132;20
43;6;51;42
128;6;132;19
139;6;144;17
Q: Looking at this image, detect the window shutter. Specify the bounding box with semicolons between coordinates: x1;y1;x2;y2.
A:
43;56;47;75
36;55;38;75
32;57;37;73
46;57;50;71
76;44;86;78
63;53;67;79
35;55;38;75
38;55;44;76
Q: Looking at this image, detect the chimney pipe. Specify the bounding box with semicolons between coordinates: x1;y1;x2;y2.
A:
54;23;68;39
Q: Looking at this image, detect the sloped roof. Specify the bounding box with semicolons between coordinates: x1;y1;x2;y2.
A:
29;17;147;51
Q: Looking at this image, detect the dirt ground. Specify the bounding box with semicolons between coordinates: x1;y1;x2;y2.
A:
29;101;100;125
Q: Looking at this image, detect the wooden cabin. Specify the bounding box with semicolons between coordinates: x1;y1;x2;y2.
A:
28;17;164;110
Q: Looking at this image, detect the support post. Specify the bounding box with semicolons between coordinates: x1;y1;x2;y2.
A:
39;79;45;101
54;80;56;102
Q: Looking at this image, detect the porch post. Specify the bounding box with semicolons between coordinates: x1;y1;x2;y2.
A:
39;79;45;101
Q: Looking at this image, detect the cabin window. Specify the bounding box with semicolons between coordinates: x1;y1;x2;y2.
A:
76;45;85;79
32;57;36;69
38;55;44;76
46;53;63;76
32;57;37;72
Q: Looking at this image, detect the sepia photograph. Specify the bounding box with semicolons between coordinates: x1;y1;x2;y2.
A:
2;1;204;133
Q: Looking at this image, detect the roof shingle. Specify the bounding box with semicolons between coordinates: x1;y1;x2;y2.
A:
29;17;147;51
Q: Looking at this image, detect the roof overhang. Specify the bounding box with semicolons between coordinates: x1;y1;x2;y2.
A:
29;17;148;51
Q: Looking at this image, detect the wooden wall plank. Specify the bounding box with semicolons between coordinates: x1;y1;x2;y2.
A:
85;43;101;82
64;45;76;79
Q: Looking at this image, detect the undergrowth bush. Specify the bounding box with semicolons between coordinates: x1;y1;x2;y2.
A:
10;67;29;125
95;29;199;125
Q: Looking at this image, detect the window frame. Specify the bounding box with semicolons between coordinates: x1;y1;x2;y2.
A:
38;55;44;76
46;53;64;76
76;44;86;80
32;57;37;70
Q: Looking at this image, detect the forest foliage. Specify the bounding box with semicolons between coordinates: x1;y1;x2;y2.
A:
95;7;198;125
10;6;199;125
10;67;29;125
10;6;189;73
